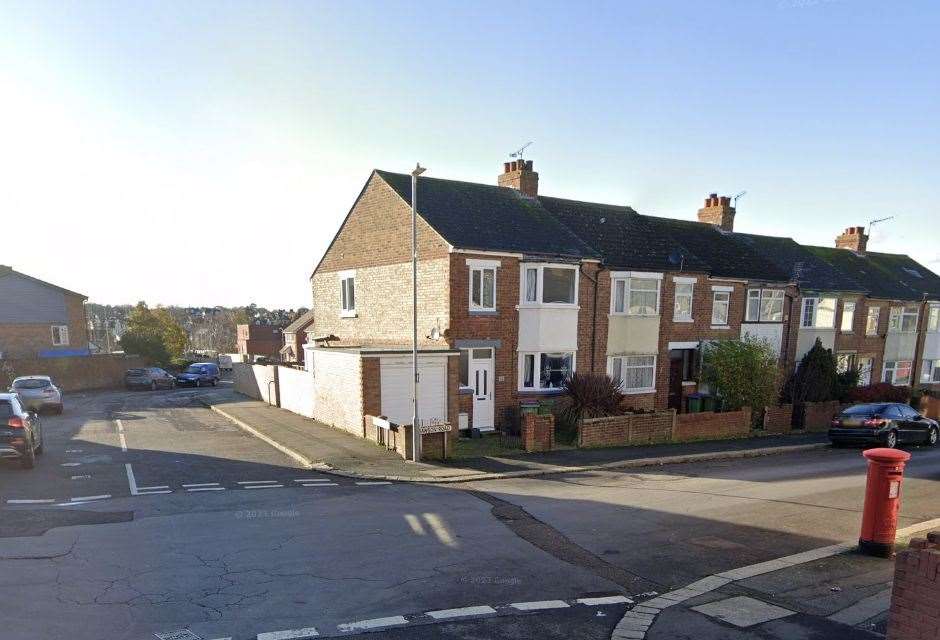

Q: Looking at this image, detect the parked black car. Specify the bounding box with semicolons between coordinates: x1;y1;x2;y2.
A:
175;363;220;387
125;368;176;390
0;393;44;469
829;403;939;448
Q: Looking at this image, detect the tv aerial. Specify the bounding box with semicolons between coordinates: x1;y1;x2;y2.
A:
510;141;533;159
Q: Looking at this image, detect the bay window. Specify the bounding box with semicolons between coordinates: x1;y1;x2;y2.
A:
882;360;912;385
520;351;574;390
609;355;657;393
746;289;784;322
612;273;662;316
888;307;918;333
801;297;836;328
520;264;578;306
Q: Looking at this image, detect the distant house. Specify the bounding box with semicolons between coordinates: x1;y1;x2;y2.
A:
236;324;282;361
0;265;90;359
279;309;315;365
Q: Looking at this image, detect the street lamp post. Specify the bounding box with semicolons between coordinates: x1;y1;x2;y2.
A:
411;163;426;463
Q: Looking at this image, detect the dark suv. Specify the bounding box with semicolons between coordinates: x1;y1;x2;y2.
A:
0;393;44;469
829;403;939;448
175;363;220;387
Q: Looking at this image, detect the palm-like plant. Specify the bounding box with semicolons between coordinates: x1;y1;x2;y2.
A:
559;372;625;425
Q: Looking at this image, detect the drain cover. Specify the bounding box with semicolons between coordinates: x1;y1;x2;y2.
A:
154;631;203;640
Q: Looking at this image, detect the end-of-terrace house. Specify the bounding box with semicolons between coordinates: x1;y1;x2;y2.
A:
280;309;316;365
0;265;89;359
309;161;940;439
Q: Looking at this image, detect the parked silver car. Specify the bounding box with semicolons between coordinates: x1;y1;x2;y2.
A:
9;376;63;415
124;368;176;390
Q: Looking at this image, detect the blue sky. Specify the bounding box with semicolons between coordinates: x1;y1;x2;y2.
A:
1;0;938;306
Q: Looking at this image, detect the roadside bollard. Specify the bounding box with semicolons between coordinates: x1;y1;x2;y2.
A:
858;448;911;557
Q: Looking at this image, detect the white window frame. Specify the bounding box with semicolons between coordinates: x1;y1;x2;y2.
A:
518;351;576;391
888;307;918;333
467;259;499;313
882;360;913;386
865;306;881;336
921;359;940;384
801;296;836;329
841;301;856;333
338;270;356;317
51;325;69;346
711;286;732;327
608;354;657;394
745;289;784;322
927;304;940;332
518;263;579;308
672;277;695;322
836;351;857;374
610;271;663;316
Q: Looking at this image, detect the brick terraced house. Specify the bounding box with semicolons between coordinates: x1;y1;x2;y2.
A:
308;161;940;435
0;265;89;359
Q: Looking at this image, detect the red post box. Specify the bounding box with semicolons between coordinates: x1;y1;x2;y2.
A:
858;447;911;557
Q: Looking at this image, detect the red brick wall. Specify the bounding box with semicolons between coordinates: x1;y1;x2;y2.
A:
0;354;146;392
886;532;940;640
763;404;794;432
0;293;89;359
802;400;846;431
522;413;554;452
621;392;657;412
578;411;675;448
674;408;752;441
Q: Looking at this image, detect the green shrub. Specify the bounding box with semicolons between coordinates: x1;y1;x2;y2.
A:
783;338;840;404
558;372;624;425
700;337;780;411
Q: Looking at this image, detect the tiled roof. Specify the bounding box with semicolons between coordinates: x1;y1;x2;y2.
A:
283;309;315;333
0;265;86;298
803;246;940;300
730;233;864;292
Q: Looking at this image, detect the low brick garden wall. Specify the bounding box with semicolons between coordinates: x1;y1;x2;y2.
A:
578;411;675;448
886;532;940;640
675;408;752;441
522;413;554;452
802;400;850;432
917;392;940;420
763;404;793;433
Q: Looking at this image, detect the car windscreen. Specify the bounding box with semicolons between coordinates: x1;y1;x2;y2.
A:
13;379;51;389
842;404;888;416
184;366;205;374
126;369;146;376
0;401;14;418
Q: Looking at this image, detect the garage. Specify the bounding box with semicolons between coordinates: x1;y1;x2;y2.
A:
379;355;448;426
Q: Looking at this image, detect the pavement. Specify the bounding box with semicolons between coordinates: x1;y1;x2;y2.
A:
199;390;832;482
1;385;938;640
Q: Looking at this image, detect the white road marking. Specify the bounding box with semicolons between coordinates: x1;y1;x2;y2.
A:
404;514;425;535
509;600;570;611
61;462;81;467
7;499;55;504
237;480;279;485
125;463;139;495
336;616;408;632
256;627;319;639
577;596;634;606
137;490;173;495
423;513;457;548
137;485;170;490
243;484;283;489
300;483;338;487
426;605;496;619
71;494;110;502
182;483;220;488
356;481;392;485
71;475;92;480
187;487;226;492
293;478;330;482
116;418;127;452
65;449;82;453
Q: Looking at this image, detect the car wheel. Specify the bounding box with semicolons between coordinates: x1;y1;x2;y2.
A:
150;381;157;391
196;379;201;388
928;427;938;447
885;430;898;449
20;440;36;469
211;379;217;387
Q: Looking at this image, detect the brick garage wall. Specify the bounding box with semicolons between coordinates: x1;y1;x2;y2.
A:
763;404;793;432
1;354;146;392
65;295;90;352
802;400;844;431
579;411;675;448
886;532;940;640
311;349;364;436
675;408;752;441
522;413;554;452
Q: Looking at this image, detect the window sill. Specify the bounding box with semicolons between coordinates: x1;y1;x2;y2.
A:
610;313;661;318
681;381;697;387
673;317;694;323
469;309;498;316
710;325;730;330
622;388;656;395
457;386;473;395
340;311;357;318
517;303;580;310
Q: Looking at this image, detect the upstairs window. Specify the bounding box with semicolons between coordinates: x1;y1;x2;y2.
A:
888;307;918;333
927;305;940;332
711;290;731;326
521;265;578;306
841;301;856;332
469;265;496;312
673;279;694;322
51;325;69;346
801;297;836;328
613;274;662;316
746;289;784;322
866;307;880;336
339;271;356;317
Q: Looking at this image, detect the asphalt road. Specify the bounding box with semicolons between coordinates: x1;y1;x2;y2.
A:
1;387;938;640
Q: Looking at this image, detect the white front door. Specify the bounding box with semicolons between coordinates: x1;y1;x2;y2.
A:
469;349;495;430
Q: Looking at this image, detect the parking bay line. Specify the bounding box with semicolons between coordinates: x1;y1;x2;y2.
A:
187;487;226;492
237;480;280;485
115;418;127;452
7;498;56;504
125;463;139;496
182;483;220;488
244;484;283;489
71;494;110;502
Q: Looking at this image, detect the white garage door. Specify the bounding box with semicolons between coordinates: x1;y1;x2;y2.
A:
379;356;448;426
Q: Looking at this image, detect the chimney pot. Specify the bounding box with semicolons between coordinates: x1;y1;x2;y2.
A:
503;162;511;173
719;196;731;206
525;160;533;171
497;158;539;197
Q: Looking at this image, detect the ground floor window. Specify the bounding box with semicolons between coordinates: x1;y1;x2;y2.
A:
520;351;574;390
857;356;873;386
836;352;857;374
883;360;912;386
609;355;657;393
921;359;940;384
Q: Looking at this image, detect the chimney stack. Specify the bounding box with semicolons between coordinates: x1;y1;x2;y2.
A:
697;193;736;232
835;226;868;253
498;159;539;197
